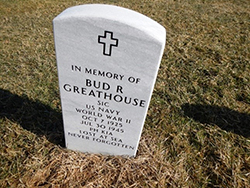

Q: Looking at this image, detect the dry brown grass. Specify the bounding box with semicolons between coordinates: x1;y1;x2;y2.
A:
0;0;249;187
24;132;176;187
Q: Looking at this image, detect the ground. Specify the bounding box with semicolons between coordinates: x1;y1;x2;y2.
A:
0;0;249;187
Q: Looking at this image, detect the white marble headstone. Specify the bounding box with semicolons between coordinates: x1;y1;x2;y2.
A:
53;4;166;156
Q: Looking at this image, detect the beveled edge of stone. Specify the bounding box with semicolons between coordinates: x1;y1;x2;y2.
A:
53;4;166;44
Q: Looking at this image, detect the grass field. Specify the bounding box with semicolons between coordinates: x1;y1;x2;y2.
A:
0;0;249;187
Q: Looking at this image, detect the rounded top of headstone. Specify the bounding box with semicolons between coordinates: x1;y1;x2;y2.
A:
53;4;166;44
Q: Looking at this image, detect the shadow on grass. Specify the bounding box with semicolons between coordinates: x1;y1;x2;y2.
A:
181;103;250;138
0;88;65;147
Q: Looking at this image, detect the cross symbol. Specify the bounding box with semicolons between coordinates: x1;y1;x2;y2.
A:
98;31;118;56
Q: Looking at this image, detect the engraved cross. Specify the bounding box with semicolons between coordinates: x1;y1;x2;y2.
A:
98;31;118;56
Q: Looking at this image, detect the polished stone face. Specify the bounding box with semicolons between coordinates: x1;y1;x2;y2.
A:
53;4;166;156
